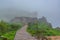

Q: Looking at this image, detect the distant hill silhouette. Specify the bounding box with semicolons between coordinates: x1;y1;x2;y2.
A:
11;17;37;24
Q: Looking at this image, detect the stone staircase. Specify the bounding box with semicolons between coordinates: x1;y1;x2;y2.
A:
14;25;37;40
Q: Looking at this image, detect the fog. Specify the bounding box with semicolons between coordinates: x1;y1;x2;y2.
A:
0;0;60;27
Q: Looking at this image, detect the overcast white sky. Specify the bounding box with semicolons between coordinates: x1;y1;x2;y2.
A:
0;0;60;27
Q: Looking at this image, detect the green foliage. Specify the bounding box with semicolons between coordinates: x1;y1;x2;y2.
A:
0;20;22;40
27;22;60;37
0;20;8;35
2;31;16;40
27;23;38;36
27;22;60;40
9;23;22;31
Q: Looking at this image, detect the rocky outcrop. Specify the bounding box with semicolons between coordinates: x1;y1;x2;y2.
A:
11;17;37;24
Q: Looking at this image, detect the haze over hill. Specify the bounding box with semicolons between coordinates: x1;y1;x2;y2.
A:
0;0;60;27
0;9;37;22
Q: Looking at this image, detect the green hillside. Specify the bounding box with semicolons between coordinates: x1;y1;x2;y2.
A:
27;17;60;37
0;20;22;40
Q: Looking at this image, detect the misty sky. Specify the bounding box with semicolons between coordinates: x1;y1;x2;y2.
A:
0;0;60;27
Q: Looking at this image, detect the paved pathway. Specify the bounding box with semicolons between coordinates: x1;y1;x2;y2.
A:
14;25;37;40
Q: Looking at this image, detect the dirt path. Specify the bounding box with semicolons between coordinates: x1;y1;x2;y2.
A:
14;24;37;40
